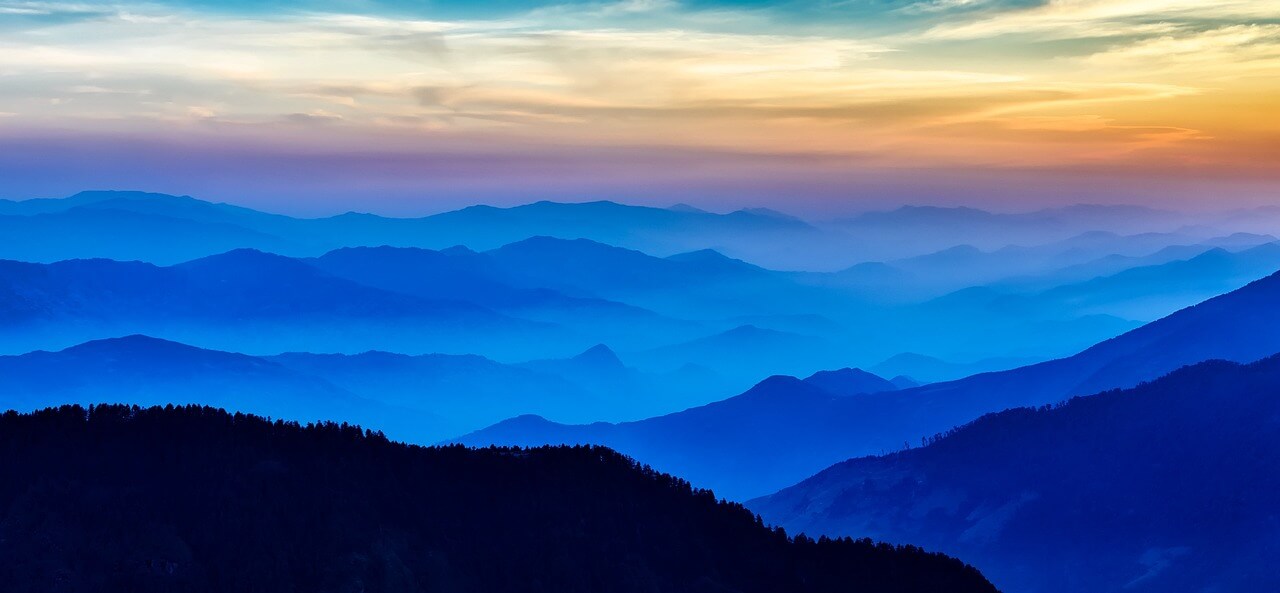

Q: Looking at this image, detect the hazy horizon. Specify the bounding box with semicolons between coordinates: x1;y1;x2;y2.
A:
3;187;1276;220
1;0;1276;215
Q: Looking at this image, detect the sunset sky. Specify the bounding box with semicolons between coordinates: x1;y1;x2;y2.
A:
1;0;1277;214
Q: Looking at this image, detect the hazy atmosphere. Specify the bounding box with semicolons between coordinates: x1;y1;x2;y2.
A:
2;2;1279;593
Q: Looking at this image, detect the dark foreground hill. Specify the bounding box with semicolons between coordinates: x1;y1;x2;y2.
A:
0;404;996;593
751;356;1280;593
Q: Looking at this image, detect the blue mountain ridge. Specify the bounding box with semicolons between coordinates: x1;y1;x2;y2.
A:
457;267;1280;499
751;354;1280;593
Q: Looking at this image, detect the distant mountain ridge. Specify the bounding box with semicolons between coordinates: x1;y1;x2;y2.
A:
0;335;451;440
751;355;1280;593
458;268;1280;499
0;191;1250;274
3;190;1276;402
0;240;881;384
0;335;735;442
454;369;905;498
0;191;832;269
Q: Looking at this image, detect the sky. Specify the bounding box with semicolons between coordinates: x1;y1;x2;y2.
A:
0;0;1277;215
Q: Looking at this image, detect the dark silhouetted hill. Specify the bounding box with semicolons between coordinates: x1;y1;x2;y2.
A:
0;404;997;593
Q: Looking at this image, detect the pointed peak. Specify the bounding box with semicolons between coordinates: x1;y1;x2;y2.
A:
175;248;307;271
665;249;758;270
748;374;810;392
572;344;625;368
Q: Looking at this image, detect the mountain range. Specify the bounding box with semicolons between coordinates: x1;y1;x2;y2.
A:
1;191;1260;275
458;267;1280;498
0;191;830;269
2;189;1279;593
4;191;1274;375
751;355;1280;593
0;335;451;440
0;336;740;442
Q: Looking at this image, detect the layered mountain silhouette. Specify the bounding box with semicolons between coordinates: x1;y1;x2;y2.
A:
929;240;1280;324
0;191;831;269
631;324;846;379
752;355;1280;593
871;353;1034;384
304;244;704;351
848;230;1274;299
0;191;306;264
272;343;736;427
4;191;1271;374
1031;241;1280;319
800;368;898;396
0;249;499;321
0;242;868;387
2;190;1250;276
459;269;1280;498
304;240;803;346
0;335;739;441
0;404;998;593
455;370;902;498
265;350;597;431
834;204;1187;255
0;250;554;356
0;335;450;440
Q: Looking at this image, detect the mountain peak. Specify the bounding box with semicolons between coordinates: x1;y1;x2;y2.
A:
174;248;314;273
499;235;613;251
665;249;759;270
572;343;624;367
519;199;628;212
803;368;897;397
735;374;819;400
62;334;191;354
49;336;265;369
68;190;190;203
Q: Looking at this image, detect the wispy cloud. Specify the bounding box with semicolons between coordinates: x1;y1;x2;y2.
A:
1082;24;1280;71
0;0;1276;205
920;0;1278;41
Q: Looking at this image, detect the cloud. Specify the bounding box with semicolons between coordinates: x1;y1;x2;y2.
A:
1082;24;1280;70
919;0;1278;41
0;0;1275;202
